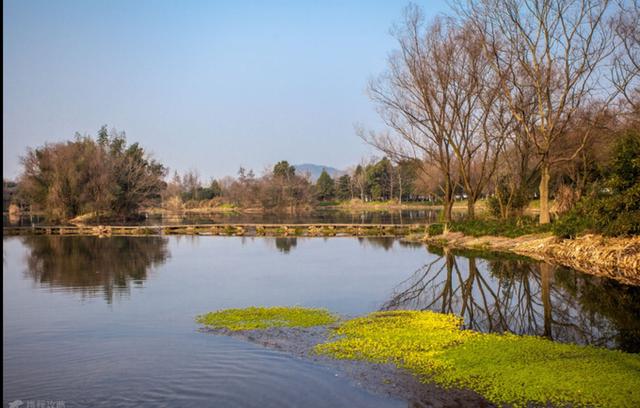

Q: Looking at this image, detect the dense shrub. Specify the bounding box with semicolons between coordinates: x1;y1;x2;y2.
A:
428;223;444;236
486;181;530;219
551;206;594;239
450;217;551;238
553;184;640;238
553;130;640;238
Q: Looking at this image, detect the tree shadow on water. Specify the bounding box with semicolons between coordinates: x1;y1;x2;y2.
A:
21;235;170;304
382;249;640;352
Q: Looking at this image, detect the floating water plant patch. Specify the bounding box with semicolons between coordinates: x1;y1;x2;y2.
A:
196;306;338;331
197;307;640;407
314;310;640;408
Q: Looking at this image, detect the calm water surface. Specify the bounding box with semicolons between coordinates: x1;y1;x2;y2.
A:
4;208;442;227
3;236;639;407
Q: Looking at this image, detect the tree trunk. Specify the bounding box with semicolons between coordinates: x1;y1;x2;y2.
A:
444;199;454;223
467;197;476;219
443;182;454;222
539;162;551;224
540;263;553;339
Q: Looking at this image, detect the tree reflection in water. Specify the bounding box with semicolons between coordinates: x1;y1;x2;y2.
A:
382;248;640;352
357;237;396;251
274;237;298;253
21;235;170;304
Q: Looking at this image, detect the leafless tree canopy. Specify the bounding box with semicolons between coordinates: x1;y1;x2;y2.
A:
364;0;636;224
612;0;640;112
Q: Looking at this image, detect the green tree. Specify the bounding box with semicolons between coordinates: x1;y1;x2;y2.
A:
609;129;640;193
367;158;393;201
209;179;223;197
336;174;352;200
396;159;420;202
315;170;335;201
273;161;295;179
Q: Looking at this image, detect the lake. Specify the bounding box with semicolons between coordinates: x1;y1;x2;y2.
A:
3;236;639;407
3;208;444;227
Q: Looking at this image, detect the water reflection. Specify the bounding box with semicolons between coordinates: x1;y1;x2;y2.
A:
15;235;639;352
357;237;396;251
383;248;640;352
21;235;170;303
4;209;444;227
357;237;424;251
3;213;45;227
274;237;298;253
146;208;443;226
273;237;411;253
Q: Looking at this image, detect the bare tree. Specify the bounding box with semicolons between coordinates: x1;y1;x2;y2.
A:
611;0;640;114
364;10;462;221
182;170;201;201
444;23;507;218
352;159;371;202
364;8;512;219
459;0;615;223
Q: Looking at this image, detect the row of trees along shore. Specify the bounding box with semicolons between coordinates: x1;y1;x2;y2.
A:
162;157;432;212
13;143;432;221
362;0;639;225
9;0;640;233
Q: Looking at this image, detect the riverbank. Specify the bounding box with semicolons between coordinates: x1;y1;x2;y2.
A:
151;198;483;214
411;232;640;285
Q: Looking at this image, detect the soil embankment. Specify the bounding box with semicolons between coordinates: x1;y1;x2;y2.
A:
417;232;640;285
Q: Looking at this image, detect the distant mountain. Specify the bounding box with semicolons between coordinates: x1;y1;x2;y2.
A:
294;164;345;181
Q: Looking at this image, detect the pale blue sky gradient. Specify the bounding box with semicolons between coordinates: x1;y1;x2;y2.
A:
3;0;449;179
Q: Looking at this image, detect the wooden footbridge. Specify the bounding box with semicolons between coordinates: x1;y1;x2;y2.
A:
3;223;429;237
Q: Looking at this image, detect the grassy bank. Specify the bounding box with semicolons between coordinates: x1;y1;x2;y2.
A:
197;307;640;408
429;216;553;238
323;198;486;211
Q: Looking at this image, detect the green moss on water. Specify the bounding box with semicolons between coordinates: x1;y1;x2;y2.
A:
314;310;640;408
438;333;640;408
196;307;640;407
196;306;338;331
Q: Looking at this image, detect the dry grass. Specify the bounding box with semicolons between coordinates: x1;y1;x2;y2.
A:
425;232;640;285
519;234;640;285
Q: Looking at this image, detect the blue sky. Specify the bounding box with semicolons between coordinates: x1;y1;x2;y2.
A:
3;0;450;179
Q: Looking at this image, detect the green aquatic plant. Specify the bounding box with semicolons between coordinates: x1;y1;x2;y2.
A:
196;306;338;331
314;310;640;408
197;307;640;407
437;333;640;408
